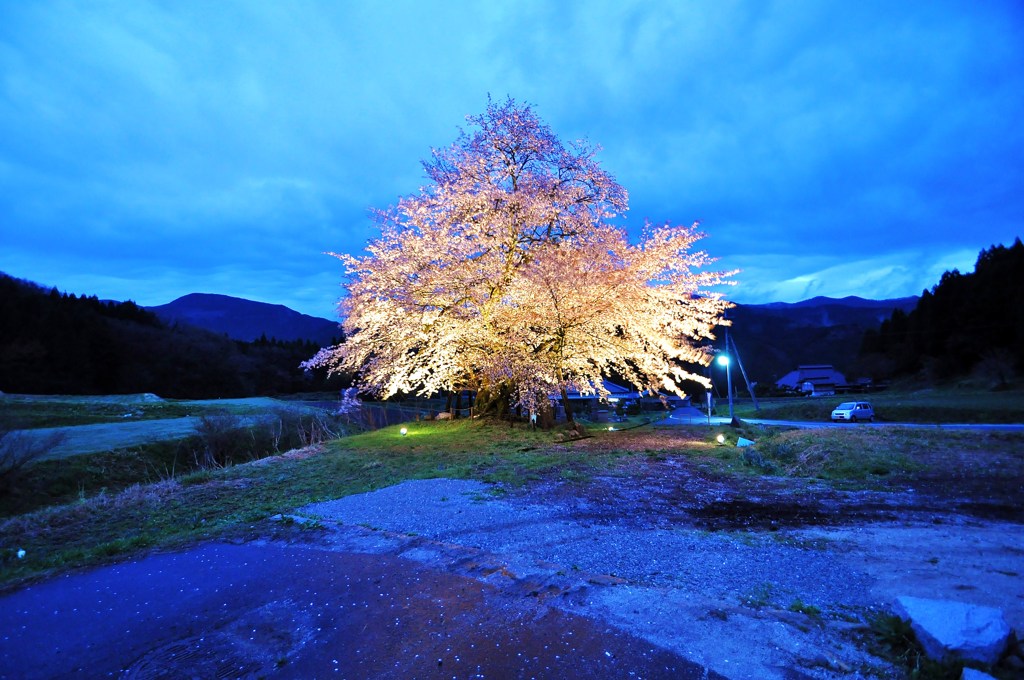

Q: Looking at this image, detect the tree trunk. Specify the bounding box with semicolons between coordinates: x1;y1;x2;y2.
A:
453;390;463;418
560;387;574;423
539;399;556;430
473;382;512;420
475;386;491;413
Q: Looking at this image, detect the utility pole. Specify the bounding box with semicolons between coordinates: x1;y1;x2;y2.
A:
728;334;759;411
716;329;734;422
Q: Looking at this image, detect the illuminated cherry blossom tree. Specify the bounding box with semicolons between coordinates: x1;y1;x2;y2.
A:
305;97;734;419
504;222;733;419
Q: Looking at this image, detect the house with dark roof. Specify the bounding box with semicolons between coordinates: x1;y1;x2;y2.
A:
775;365;847;395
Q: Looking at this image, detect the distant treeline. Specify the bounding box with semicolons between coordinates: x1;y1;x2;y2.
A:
0;274;347;398
858;239;1024;384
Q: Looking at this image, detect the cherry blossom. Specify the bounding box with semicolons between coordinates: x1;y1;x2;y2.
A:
306;97;735;417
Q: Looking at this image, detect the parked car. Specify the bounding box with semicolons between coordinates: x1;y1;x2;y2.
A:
831;401;875;423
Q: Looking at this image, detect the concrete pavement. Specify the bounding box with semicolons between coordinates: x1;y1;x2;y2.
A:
0;541;720;680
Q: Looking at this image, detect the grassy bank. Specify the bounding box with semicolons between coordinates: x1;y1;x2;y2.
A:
0;394;299;429
2;418;1022;590
0;409;346;517
0;420;630;587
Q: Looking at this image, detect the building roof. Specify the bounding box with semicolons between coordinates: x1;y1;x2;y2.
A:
776;365;848;390
563;379;640;400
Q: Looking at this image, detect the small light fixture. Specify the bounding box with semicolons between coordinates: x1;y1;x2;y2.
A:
716;434;725;444
400;427;408;436
607;426;616;431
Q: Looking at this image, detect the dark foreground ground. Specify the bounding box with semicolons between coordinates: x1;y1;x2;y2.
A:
0;541;720;680
2;422;1022;679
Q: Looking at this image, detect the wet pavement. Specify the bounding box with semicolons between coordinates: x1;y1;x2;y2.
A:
0;542;720;680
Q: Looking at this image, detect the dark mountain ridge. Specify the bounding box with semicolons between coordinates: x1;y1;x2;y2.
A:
150;292;911;386
0;269;932;396
147;293;340;345
756;295;918;313
725;296;919;385
0;273;344;398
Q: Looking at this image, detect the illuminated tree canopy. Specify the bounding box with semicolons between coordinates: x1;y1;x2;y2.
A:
306;97;735;417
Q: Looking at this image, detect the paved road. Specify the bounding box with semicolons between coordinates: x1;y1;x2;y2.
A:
744;418;1024;431
657;407;1024;431
0;541;720;680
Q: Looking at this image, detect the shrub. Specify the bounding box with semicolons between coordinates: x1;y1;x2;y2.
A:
192;410;343;470
0;428;67;495
192;414;246;469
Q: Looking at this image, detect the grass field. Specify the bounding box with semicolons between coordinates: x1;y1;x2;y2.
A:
0;419;629;587
3;391;1022;680
0;394;296;429
2;387;1023;589
731;386;1024;423
3;410;1023;590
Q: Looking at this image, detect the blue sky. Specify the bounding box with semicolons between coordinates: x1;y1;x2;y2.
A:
2;1;1022;320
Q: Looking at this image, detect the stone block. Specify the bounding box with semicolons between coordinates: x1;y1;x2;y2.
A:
960;668;997;680
894;596;1011;665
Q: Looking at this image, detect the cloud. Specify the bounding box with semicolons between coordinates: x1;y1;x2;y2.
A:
1;0;1021;318
729;245;985;304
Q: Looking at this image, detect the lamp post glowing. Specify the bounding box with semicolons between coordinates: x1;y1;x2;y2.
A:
716;354;734;421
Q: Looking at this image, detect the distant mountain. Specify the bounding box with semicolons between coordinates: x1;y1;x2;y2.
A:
758;295;918;313
147;293;341;345
724;296;919;385
146;292;911;385
0;274;344;398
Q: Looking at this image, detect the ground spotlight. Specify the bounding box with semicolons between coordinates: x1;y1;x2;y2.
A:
400;427;408;436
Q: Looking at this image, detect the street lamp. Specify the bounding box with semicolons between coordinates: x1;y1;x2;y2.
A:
716;354;734;421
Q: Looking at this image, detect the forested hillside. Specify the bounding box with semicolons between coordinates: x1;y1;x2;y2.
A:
858;239;1024;384
0;273;345;398
727;296;917;385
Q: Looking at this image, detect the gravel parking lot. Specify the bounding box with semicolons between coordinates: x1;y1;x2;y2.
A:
300;467;1024;679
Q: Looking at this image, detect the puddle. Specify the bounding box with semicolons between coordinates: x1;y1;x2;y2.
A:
955;501;1024;522
687;498;831;530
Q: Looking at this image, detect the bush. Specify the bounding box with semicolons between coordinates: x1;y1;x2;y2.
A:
193;414;247;469
0;427;67;495
191;410;342;470
0;408;348;516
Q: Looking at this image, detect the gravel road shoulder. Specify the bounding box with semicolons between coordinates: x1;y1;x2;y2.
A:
300;473;1024;680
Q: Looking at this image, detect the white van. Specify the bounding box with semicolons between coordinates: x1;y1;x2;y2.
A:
831;401;875;423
